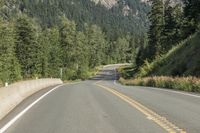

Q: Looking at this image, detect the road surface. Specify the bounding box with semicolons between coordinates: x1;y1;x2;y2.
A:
0;65;200;133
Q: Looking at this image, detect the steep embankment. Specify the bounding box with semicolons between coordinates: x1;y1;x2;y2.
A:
138;32;200;77
119;32;200;92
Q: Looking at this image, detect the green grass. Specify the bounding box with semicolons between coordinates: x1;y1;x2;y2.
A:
117;32;200;93
119;76;200;93
136;32;200;77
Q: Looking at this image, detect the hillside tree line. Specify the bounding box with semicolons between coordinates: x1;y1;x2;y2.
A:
0;7;146;84
136;0;200;67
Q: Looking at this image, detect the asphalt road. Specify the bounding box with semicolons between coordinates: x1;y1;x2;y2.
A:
1;65;200;133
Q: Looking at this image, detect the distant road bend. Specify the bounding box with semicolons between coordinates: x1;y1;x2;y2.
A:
0;64;200;133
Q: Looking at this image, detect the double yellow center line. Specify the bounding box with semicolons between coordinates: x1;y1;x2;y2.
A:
95;81;186;133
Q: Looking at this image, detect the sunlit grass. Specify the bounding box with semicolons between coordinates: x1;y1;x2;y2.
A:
136;32;199;77
119;76;200;92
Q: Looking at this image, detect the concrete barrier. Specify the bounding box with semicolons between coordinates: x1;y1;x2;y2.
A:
0;78;63;120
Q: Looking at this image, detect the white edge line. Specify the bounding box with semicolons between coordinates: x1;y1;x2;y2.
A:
114;79;121;87
113;80;200;98
0;84;66;133
146;86;200;98
112;66;200;98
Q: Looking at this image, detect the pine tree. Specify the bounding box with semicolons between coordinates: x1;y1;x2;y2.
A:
147;0;164;60
60;17;77;79
183;0;200;33
161;3;183;51
135;34;148;67
15;15;41;78
0;18;21;83
38;29;51;77
47;27;62;78
115;37;130;63
75;31;90;79
85;24;107;68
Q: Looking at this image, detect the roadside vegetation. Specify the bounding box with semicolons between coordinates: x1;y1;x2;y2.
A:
118;32;200;93
119;77;200;93
0;1;146;85
118;1;200;93
136;32;200;78
0;0;199;88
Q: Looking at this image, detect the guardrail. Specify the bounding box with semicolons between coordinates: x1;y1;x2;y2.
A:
0;78;63;120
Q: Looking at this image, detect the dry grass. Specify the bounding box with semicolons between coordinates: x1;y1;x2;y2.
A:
119;76;200;93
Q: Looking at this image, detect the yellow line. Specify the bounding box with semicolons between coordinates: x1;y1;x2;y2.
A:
95;82;186;133
94;80;102;84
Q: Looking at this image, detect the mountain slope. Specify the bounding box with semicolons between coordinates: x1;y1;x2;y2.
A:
138;32;200;77
17;0;150;39
91;0;118;8
153;32;200;77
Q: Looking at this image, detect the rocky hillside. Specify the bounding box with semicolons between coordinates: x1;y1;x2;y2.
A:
92;0;149;8
91;0;118;8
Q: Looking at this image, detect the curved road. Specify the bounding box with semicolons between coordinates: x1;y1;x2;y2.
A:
0;65;200;133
